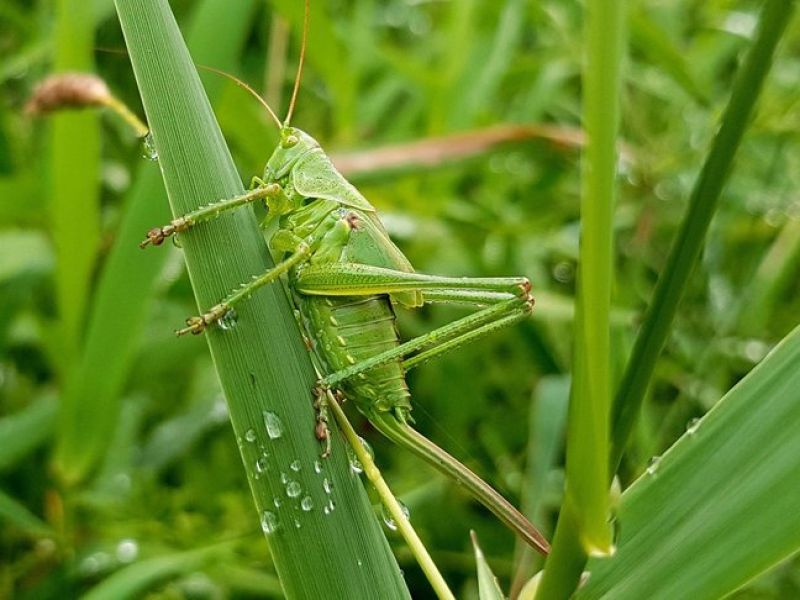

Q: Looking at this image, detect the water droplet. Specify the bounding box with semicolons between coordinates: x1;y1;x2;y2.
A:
115;539;139;563
359;436;375;460
646;456;661;476
141;132;158;161
348;450;363;475
263;411;284;439
218;308;239;331
255;457;269;473
280;472;288;484
300;496;314;511
260;510;278;534
244;429;257;443
323;499;336;515
323;477;333;495
273;496;282;508
314;460;323;474
381;501;410;531
290;460;301;472
357;558;363;567
79;552;112;576
171;234;182;248
294;518;301;529
686;417;701;435
286;480;302;498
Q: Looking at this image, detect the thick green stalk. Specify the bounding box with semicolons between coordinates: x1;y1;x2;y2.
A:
610;0;797;470
538;0;625;596
113;1;409;597
327;395;455;600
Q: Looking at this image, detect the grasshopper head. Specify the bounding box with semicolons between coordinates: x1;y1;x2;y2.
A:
263;126;320;181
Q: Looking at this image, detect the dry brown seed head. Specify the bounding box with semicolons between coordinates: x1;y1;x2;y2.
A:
25;73;111;116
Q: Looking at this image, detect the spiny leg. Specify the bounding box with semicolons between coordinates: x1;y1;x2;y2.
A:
319;296;531;387
294;264;533;385
402;310;529;372
176;241;312;335
139;177;288;247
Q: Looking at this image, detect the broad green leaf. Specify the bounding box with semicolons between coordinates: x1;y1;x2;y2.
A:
579;323;800;599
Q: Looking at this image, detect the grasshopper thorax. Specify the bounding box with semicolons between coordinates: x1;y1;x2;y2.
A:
263;126;320;181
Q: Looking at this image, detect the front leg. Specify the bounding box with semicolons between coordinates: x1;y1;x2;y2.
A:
176;236;311;335
139;179;289;247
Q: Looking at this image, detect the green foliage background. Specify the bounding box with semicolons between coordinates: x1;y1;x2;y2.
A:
1;0;798;597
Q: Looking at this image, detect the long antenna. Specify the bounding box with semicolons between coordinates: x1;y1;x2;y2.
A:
198;64;282;130
285;0;309;125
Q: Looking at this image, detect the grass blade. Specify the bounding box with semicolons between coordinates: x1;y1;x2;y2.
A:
580;324;800;599
510;376;570;597
83;544;233;600
610;0;797;469
112;1;409;596
472;531;506;600
50;0;101;365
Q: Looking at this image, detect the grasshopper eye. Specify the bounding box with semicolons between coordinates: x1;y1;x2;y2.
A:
282;134;299;148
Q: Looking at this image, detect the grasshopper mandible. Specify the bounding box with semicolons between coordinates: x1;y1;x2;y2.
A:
140;2;549;555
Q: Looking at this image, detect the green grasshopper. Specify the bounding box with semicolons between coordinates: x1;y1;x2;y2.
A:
140;6;549;556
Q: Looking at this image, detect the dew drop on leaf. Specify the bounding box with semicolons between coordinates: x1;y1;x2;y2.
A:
218;308;239;331
141;131;158;161
263;411;284;439
286;480;301;498
260;510;278;534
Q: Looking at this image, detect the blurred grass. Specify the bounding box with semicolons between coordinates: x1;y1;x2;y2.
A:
2;0;800;597
55;0;256;487
610;0;797;470
50;0;101;367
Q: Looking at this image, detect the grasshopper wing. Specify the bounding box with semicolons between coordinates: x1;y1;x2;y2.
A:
343;212;423;308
